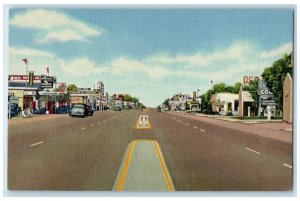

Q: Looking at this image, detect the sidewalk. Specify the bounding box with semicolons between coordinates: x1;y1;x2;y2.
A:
171;111;293;144
7;114;69;126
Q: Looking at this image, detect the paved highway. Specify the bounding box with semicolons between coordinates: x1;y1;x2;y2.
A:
8;109;292;191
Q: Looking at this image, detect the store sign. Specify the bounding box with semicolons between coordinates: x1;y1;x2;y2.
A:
261;99;277;106
257;80;274;97
77;88;91;91
41;75;56;88
244;76;260;85
55;83;67;93
8;75;41;83
39;91;63;96
24;91;36;96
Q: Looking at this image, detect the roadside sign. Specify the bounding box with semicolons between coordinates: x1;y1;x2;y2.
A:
41;74;54;88
261;99;277;106
139;115;149;128
134;115;152;129
257;80;273;96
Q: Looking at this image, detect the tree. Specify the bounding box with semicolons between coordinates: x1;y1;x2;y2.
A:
262;53;292;112
233;82;242;93
131;97;138;103
243;79;259;114
163;98;169;106
67;84;77;92
124;94;133;102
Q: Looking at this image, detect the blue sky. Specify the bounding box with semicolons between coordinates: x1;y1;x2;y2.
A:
8;8;294;107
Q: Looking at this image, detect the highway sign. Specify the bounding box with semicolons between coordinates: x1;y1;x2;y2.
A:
139;115;149;128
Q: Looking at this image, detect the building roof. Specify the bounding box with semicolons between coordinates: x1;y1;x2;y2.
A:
243;91;254;102
8;82;42;90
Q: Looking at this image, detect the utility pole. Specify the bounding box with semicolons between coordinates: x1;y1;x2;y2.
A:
23;58;29;109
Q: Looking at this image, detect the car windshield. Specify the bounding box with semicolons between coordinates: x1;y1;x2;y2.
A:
73;105;84;109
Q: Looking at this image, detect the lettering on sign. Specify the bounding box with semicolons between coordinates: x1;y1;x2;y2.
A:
139;115;149;128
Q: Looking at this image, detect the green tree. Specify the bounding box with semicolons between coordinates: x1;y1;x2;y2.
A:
262;53;293;112
67;84;77;92
132;97;139;104
242;79;259;114
124;94;133;102
163;98;169;106
233;82;242;93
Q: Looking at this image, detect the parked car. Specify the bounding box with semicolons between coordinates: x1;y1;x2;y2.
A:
114;105;122;111
157;105;161;112
8;105;19;119
104;105;110;110
56;106;71;114
83;104;94;116
69;104;85;117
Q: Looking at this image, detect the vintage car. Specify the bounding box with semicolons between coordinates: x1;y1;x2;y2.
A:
69;104;85;117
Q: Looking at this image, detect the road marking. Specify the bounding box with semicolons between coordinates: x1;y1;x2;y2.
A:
200;129;205;133
283;163;292;169
30;141;43;147
81;127;86;131
90;124;95;127
97;122;101;125
245;147;261;155
177;120;181;122
153;141;175;192
193;126;198;129
116;141;136;191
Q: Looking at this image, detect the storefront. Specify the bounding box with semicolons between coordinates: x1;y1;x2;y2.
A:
8;82;41;110
39;91;69;114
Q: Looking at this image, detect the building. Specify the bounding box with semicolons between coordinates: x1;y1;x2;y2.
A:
238;87;255;117
8;75;43;110
210;92;239;116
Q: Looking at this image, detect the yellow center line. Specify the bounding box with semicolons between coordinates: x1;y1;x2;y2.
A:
116;140;136;191
153;141;175;192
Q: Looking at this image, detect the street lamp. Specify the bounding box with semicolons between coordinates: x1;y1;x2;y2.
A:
210;80;214;90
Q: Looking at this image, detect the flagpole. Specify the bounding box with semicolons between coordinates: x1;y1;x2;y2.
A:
24;59;28;109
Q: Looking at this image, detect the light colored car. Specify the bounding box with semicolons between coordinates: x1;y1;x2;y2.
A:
70;104;85;117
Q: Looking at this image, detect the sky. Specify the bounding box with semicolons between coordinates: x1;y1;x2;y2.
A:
8;8;294;107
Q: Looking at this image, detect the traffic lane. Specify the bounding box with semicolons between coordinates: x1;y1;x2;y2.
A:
148;110;292;190
166;111;292;161
8;110;127;155
8;109;139;190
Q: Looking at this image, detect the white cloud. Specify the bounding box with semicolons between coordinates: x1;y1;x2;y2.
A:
10;9;101;43
261;41;293;59
62;58;109;77
9;47;55;58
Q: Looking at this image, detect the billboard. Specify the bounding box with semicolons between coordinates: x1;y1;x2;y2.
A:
8;75;41;83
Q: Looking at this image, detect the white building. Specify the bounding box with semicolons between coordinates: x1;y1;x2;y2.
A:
211;92;239;116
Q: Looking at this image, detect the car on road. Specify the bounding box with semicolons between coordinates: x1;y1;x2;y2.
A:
164;106;170;111
157;106;161;112
69;104;85;117
8;104;19;119
114;105;122;111
84;104;94;116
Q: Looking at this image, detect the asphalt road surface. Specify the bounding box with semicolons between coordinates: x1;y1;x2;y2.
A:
8;109;292;191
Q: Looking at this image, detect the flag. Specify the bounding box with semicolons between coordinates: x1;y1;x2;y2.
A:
46;67;49;75
22;58;28;65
